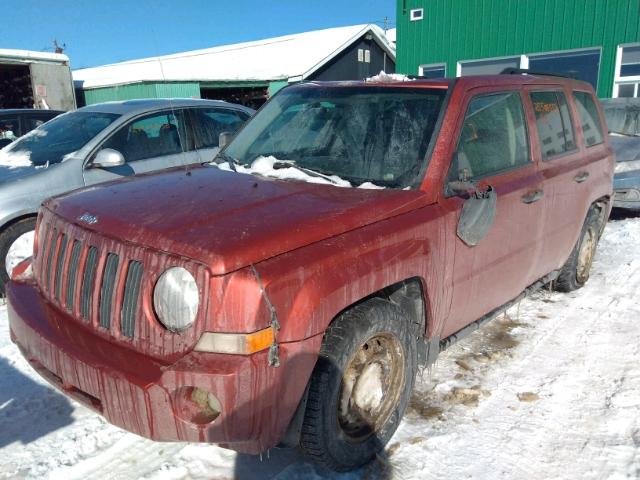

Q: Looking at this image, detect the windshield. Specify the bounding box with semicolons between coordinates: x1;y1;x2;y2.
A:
603;99;640;136
224;86;446;188
1;111;120;167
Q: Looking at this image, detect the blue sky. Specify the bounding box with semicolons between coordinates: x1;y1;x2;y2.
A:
5;0;396;69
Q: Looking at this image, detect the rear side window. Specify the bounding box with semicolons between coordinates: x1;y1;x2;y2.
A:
190;108;249;149
530;91;576;160
573;91;604;147
448;92;530;181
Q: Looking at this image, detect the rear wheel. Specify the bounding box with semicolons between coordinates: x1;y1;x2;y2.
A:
300;298;417;471
0;218;36;296
555;208;601;292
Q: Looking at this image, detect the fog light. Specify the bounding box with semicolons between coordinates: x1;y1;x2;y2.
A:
173;386;221;425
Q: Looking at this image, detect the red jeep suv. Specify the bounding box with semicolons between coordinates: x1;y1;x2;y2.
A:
8;73;613;471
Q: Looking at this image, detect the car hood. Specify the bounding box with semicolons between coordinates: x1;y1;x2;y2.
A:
0;164;41;184
48;165;429;275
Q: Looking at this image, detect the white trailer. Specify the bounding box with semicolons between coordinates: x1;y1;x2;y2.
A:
0;49;76;111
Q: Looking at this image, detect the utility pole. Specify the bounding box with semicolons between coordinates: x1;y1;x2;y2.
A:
383;16;389;32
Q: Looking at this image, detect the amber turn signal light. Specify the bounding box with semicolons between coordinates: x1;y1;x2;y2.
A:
193;326;275;354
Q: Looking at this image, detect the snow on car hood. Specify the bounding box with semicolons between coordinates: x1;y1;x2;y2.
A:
48;164;428;275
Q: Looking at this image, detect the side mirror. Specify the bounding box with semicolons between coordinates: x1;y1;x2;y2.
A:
218;131;234;149
92;148;125;168
456;186;497;247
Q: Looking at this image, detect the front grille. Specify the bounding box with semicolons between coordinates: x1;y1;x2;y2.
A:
99;254;119;329
32;208;209;360
35;226;140;339
81;247;98;321
121;261;143;338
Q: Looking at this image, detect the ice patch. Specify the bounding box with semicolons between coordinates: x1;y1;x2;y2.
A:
215;155;385;189
367;70;415;83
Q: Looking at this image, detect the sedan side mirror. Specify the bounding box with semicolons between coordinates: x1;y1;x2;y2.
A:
92;148;125;168
218;131;234;149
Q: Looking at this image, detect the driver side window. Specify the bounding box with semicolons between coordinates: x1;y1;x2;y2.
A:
448;92;530;183
101;110;186;162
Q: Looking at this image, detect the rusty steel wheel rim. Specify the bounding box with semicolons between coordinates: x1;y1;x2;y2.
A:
577;225;596;284
338;333;405;442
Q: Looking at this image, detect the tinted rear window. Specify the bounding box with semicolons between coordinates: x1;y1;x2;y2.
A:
573;91;604;147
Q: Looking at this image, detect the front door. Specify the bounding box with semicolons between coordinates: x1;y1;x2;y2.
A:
83;108;200;185
441;88;546;338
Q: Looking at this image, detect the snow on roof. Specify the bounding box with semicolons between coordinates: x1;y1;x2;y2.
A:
0;48;69;64
73;24;395;90
385;28;396;44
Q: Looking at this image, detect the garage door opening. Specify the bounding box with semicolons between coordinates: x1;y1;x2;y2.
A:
0;64;34;109
200;86;268;110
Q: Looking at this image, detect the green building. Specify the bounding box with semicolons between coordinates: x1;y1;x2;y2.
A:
395;0;640;98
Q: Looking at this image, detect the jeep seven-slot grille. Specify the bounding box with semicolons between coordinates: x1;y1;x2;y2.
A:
36;225;144;339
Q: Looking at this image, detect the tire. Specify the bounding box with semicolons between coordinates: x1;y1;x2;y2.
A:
554;207;601;292
0;217;36;296
300;298;417;471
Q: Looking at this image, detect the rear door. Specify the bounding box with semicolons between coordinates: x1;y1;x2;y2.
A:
441;87;546;337
83;108;200;185
187;107;251;163
527;87;609;274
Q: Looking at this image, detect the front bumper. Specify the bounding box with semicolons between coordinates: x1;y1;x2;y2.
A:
8;279;322;454
613;171;640;211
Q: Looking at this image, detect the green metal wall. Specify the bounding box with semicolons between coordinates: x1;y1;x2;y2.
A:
396;0;640;97
84;82;200;105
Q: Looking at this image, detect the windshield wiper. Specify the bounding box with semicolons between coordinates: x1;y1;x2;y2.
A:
272;160;346;186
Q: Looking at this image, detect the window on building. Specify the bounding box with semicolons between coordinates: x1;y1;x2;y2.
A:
410;8;424;21
573;91;604;147
419;64;446;79
458;57;520;77
530;91;576;160
528;49;601;90
448;92;530;182
614;44;640;98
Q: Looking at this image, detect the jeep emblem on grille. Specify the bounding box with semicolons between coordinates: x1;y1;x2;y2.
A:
77;213;98;225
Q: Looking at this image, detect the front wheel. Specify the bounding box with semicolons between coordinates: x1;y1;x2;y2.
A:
300;298;417;471
0;218;36;296
554;208;601;292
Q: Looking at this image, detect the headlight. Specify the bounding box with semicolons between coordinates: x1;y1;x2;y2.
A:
614;159;640;174
153;267;199;331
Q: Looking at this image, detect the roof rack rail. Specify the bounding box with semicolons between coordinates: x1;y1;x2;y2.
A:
500;67;575;79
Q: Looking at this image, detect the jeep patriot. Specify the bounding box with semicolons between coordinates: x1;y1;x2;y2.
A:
8;73;614;471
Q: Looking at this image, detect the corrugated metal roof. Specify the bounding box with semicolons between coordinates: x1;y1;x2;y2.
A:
74;24;396;90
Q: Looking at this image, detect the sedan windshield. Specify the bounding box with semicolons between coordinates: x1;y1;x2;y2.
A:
2;111;120;167
224;86;446;188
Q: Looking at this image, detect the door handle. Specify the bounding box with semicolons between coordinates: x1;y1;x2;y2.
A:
574;171;590;183
521;190;544;204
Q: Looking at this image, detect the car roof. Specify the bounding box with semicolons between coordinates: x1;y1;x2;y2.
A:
0;108;65;115
298;73;594;92
79;98;254;115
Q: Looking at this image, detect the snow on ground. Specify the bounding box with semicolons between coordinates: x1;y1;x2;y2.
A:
1;215;639;480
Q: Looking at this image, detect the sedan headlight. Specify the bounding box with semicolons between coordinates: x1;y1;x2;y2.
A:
614;159;640;174
153;267;199;331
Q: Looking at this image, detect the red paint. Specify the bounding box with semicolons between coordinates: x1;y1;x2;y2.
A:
8;76;613;453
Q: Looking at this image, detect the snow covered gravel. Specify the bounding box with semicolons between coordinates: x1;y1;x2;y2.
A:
1;215;639;480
